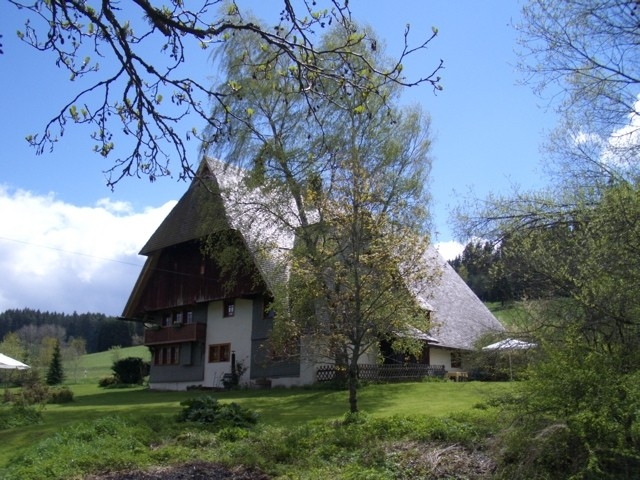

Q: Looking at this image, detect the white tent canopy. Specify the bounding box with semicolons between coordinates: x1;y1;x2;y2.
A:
482;338;537;380
0;353;30;370
482;338;537;351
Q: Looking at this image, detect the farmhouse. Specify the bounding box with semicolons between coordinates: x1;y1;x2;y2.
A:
121;159;504;390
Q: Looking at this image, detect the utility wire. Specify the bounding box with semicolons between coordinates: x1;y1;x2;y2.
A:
0;235;144;268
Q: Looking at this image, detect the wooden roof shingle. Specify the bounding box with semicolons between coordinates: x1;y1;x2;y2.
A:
125;158;504;349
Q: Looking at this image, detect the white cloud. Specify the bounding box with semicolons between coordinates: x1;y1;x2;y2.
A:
434;240;464;261
574;96;640;168
0;186;176;315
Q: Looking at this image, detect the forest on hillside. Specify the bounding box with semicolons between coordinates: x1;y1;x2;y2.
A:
448;239;557;303
0;308;143;366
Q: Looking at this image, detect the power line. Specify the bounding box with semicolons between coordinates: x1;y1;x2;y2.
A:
0;235;144;268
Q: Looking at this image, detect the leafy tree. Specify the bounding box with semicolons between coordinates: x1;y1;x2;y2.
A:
0;331;27;363
65;337;87;383
8;0;442;187
39;336;60;370
517;0;640;182
0;309;140;354
205;25;435;413
96;319;133;352
457;10;640;465
46;340;64;385
456;168;640;477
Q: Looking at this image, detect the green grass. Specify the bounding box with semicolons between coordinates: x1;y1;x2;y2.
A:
486;301;528;327
64;345;151;384
0;379;512;468
1;346;514;476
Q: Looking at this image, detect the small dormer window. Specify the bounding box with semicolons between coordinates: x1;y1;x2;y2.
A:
223;299;235;317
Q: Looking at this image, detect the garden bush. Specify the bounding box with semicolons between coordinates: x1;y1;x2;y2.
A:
491;342;640;479
177;396;258;429
98;375;119;388
19;382;50;405
47;387;74;404
111;357;149;385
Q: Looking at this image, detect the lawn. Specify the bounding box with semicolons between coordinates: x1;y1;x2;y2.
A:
65;345;151;384
486;301;528;328
1;346;514;470
1;379;512;467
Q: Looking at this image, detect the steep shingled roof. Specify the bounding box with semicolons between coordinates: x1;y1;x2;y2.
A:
139;167;231;255
126;158;504;348
418;248;505;350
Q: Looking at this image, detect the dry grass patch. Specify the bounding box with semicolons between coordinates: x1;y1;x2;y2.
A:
386;441;497;479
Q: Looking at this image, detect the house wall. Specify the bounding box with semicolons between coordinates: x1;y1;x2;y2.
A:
249;296;301;382
145;302;208;390
267;337;381;388
203;298;254;388
147;340;207;390
429;347;454;371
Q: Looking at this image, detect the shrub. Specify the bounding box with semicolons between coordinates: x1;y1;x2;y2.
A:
48;386;74;404
99;375;119;388
0;403;42;429
491;340;640;479
3;388;13;404
19;382;50;405
111;357;149;385
177;396;259;429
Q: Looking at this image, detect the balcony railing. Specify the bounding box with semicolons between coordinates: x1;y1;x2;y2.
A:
144;323;206;345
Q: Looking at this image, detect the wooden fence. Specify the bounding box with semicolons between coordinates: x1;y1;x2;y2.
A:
316;363;446;383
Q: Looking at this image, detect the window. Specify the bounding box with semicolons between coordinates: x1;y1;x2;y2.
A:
170;345;180;364
223;299;235;317
186;311;194;324
154;345;180;365
209;343;231;363
174;312;183;324
162;314;172;327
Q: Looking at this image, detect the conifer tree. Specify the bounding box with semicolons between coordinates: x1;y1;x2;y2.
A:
46;340;64;386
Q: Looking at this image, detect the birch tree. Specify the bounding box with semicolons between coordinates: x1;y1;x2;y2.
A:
204;25;436;412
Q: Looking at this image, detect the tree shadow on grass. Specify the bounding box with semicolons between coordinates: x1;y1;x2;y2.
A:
51;384;401;425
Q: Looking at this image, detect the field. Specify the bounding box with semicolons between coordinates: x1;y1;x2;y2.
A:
64;345;151;384
1;346;514;478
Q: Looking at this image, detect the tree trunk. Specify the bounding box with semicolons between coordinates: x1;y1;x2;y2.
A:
348;362;359;413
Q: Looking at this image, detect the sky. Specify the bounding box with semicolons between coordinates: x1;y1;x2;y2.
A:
0;1;556;315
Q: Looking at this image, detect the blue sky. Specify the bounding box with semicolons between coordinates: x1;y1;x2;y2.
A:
0;1;555;315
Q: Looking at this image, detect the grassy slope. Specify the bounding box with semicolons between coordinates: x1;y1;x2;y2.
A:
2;344;512;466
64;345;151;384
486;301;527;328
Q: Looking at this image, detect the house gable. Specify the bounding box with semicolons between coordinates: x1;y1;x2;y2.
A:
122;158;504;389
122;166;269;320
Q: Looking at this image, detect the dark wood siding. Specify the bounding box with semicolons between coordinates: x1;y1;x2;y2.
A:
130;237;266;316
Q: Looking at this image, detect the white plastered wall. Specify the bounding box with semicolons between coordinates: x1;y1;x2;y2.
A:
429;347;453;371
203;298;254;388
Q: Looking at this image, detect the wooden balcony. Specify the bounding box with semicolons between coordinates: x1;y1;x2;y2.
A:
144;323;206;345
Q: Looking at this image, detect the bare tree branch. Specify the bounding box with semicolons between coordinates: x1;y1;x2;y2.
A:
9;0;443;188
